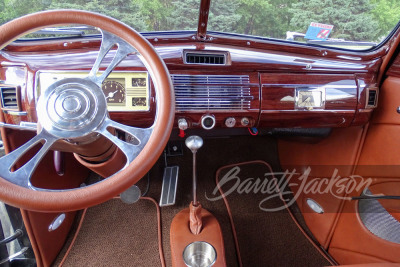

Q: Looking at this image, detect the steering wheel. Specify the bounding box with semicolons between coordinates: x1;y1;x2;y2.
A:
0;10;175;212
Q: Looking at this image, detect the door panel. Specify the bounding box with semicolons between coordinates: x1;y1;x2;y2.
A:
329;197;400;264
279;76;400;263
329;247;392;264
278;126;365;248
328;77;400;263
371;77;400;124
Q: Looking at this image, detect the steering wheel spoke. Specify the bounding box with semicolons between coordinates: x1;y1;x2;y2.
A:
87;30;137;86
0;130;58;188
97;118;153;165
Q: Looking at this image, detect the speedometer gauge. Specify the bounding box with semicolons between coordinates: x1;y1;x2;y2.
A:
102;80;125;105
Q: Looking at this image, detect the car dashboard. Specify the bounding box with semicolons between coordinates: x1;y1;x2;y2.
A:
0;32;380;136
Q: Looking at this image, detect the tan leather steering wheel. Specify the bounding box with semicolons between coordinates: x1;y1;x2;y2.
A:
0;10;175;212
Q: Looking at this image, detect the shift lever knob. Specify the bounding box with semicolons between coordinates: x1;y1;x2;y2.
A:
185;135;203;154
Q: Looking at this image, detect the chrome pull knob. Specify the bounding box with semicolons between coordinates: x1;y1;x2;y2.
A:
178;118;188;130
185;135;203;154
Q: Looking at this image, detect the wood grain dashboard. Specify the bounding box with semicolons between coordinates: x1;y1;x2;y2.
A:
0;35;381;130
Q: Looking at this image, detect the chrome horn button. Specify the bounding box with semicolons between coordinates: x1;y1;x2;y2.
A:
37;77;107;139
61;95;82;113
50;86;92;126
48;83;97;130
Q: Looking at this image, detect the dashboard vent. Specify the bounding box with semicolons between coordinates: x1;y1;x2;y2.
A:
184;52;227;65
366;87;378;108
172;75;253;111
0;85;19;110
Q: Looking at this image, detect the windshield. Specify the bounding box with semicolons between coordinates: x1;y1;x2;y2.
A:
1;0;400;51
0;0;200;32
208;0;400;50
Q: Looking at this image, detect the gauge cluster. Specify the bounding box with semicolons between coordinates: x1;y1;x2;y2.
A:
37;71;150;112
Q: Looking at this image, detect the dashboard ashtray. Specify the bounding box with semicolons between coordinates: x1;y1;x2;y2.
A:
183;241;216;267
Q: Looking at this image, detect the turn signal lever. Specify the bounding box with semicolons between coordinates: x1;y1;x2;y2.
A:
185;135;203;234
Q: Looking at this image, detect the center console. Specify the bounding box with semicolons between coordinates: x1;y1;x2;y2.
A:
169;136;226;267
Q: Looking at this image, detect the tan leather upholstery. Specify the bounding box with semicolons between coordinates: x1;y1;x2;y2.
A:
372;77;400;125
279;127;364;248
74;146;126;178
22;210;77;267
329;198;400;263
189;202;203;235
170;207;226;267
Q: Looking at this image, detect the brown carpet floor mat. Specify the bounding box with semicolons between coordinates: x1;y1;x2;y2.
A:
153;136;283;267
216;161;330;267
54;198;161;267
54;136;331;267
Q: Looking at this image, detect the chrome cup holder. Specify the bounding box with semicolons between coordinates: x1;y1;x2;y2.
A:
183;241;216;267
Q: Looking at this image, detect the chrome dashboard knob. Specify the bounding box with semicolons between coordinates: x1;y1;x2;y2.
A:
178;118;188;130
185;135;203;154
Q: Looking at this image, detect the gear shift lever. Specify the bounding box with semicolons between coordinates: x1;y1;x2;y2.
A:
170;136;226;264
185;136;204;235
185;136;203;206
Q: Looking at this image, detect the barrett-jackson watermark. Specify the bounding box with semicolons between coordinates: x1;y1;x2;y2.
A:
206;166;372;212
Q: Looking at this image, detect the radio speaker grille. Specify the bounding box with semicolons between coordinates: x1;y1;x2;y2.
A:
171;75;253;111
